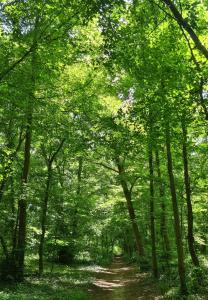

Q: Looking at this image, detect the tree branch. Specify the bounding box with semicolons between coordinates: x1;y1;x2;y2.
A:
50;138;65;164
86;158;119;173
129;176;140;193
0;45;35;83
161;0;208;60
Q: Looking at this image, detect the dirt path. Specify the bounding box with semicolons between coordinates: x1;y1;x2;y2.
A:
88;257;163;300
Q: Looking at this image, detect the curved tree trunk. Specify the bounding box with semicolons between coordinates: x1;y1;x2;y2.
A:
116;158;144;258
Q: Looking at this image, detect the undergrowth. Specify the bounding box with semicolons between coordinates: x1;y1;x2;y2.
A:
0;260;94;300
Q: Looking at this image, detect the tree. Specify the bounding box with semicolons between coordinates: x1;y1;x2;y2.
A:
160;0;208;60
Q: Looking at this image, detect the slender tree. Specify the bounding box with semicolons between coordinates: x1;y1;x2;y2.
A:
148;146;158;278
181;118;199;267
155;150;170;257
38;139;65;275
116;157;145;258
165;122;187;294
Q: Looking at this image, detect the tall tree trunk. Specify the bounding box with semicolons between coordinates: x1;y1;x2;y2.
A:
181;120;199;267
161;0;208;60
0;180;7;203
116;158;144;258
155;150;170;256
0;129;24;203
0;235;9;262
10;178;17;249
72;157;83;241
39;163;52;275
165;124;187;294
38;139;65;275
15;24;38;279
15;109;32;281
148;148;158;278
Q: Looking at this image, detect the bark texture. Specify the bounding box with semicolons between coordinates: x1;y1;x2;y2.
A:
155;150;170;256
165;124;187;294
38;139;65;275
182;120;199;267
149;148;158;278
116;158;144;257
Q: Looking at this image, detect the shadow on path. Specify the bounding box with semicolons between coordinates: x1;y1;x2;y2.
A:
88;257;163;300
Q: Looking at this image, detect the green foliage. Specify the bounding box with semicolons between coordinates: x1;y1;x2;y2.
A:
0;0;208;298
0;261;93;299
0;289;90;300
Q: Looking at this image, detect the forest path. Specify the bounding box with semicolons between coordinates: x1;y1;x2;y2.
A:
88;257;163;300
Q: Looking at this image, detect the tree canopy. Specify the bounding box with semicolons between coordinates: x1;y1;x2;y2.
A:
0;0;208;299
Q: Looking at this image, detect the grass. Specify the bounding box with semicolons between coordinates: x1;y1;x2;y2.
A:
0;260;94;300
0;288;89;300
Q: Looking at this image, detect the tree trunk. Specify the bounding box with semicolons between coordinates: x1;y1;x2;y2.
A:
0;235;9;262
39;163;52;275
165;124;187;294
72;157;83;241
10;178;17;249
15;109;32;281
148;148;158;278
14;20;39;280
0;130;24;203
162;0;208;60
155;150;170;256
38;139;65;275
116;159;144;257
181;120;199;267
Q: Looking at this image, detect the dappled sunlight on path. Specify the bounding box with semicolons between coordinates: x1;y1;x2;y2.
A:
88;257;163;300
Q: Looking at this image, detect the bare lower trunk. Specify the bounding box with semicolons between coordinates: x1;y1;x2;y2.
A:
38;139;65;275
0;236;9;262
165;124;187;294
116;158;144;257
0;130;24;203
39;164;52;275
155;150;170;256
0;179;7;202
125;190;144;257
14;22;38;280
72;157;83;240
182;120;199;267
16;112;32;281
148;148;158;278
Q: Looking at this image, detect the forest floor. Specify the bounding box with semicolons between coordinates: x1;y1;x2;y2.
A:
87;257;163;300
0;257;163;300
1;258;207;299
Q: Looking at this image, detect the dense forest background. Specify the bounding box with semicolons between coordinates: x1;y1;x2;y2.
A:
0;0;208;299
